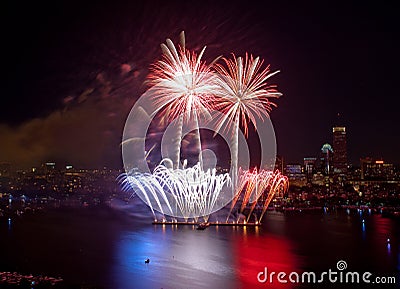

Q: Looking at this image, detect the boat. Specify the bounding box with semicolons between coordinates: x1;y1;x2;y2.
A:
196;222;210;230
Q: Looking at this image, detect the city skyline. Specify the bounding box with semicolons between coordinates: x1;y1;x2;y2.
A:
1;1;399;168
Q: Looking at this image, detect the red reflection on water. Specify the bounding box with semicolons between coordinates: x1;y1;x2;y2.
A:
369;215;397;263
371;216;391;237
233;228;300;289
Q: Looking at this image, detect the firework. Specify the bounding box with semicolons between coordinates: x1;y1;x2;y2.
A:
213;53;282;184
226;168;289;223
121;160;231;221
121;34;288;224
147;31;218;168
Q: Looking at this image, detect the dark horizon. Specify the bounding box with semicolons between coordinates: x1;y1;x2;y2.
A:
1;0;399;168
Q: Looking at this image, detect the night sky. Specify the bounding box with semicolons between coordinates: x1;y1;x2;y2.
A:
1;0;399;169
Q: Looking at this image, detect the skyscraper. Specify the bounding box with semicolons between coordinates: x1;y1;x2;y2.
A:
321;143;333;175
304;157;317;182
332;126;347;175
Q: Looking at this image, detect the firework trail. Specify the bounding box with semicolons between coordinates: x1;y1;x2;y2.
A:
213;53;281;185
121;159;231;221
225;168;289;223
147;31;218;169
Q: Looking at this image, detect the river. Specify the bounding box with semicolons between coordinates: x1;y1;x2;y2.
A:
1;202;399;288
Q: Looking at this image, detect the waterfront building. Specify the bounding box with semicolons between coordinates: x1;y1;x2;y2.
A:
332;126;348;175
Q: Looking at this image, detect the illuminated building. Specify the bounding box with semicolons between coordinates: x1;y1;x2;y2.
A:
285;164;306;186
303;157;317;182
320;143;333;175
360;158;395;180
44;162;56;174
332;126;347;175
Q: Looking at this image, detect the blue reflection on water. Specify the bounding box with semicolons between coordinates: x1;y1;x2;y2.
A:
112;225;236;289
361;219;366;240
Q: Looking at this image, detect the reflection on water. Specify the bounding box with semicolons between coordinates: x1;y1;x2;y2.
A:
111;225;238;289
111;224;299;289
233;228;299;289
0;207;399;289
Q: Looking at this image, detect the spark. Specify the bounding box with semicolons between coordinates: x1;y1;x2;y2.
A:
148;31;218;123
147;31;218;168
213;53;282;185
121;159;231;221
226;168;289;223
213;53;282;137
